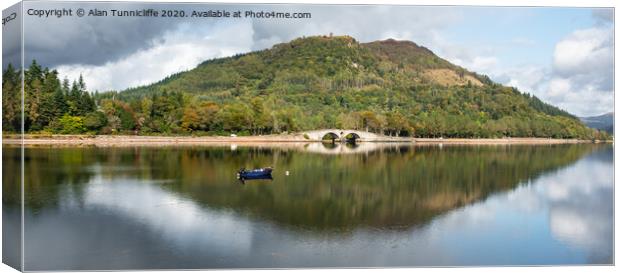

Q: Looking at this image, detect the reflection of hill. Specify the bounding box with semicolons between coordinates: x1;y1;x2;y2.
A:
174;144;602;231
6;144;606;233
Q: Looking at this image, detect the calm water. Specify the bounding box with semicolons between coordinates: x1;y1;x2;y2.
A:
2;143;614;270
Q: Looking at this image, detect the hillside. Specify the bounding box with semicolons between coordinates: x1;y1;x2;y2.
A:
120;36;493;99
3;35;610;140
580;113;613;134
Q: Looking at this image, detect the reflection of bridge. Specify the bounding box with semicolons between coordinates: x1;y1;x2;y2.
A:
302;142;412;155
303;129;403;142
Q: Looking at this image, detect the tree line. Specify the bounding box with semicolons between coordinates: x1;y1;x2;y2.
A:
3;61;96;133
1;60;611;140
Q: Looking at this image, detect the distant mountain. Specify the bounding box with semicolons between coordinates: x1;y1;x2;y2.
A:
580;113;613;134
92;35;606;139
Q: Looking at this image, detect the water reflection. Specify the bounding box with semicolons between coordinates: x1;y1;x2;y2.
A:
1;143;612;269
304;141;393;154
412;148;613;265
545;150;613;263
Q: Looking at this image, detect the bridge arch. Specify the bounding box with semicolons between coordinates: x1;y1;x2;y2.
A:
343;132;361;143
321;132;340;142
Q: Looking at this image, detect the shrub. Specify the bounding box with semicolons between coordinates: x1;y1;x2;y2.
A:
84;111;107;131
52;114;86;134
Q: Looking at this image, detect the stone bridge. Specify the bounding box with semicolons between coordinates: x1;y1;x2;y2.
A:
303;129;387;142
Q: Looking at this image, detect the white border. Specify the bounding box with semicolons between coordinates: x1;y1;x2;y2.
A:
0;1;616;273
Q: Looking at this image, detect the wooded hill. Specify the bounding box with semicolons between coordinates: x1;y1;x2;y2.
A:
2;35;610;139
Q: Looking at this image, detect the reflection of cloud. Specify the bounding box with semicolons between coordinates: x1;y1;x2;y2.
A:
22;146;613;269
552;208;589;236
52;153;610;267
504;182;542;213
543;152;613;260
550;208;591;247
81;176;254;255
546;179;570;200
416;147;613;265
81;147;610;266
548;196;613;263
526;149;613;260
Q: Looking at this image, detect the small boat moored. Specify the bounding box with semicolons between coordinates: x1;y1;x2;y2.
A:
237;167;273;180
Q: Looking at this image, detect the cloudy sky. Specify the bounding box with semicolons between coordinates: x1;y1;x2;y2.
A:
14;2;614;116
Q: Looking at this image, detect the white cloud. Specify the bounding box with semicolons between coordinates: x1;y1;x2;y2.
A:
56;22;255;91
467;56;498;74
249;6;461;51
447;55;499;78
430;34;500;78
543;26;614;116
496;25;613;117
547;78;572;98
504;66;547;94
553;28;613;78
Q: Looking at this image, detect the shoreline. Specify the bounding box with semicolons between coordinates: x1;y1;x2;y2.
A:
1;134;609;146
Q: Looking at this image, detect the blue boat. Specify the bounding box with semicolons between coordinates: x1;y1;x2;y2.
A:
237;167;273;180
